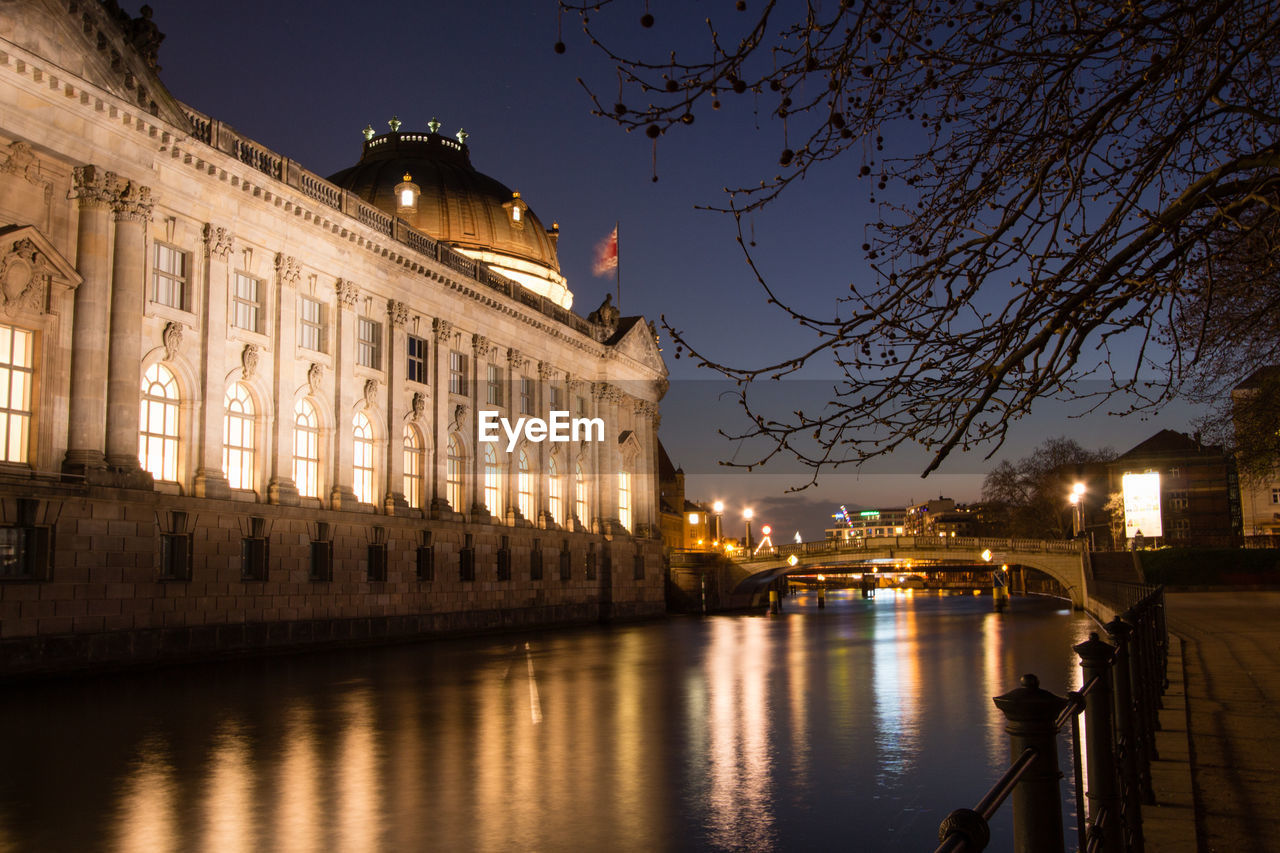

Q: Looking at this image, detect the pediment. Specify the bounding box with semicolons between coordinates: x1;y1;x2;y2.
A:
610;317;668;375
0;0;192;131
0;224;81;314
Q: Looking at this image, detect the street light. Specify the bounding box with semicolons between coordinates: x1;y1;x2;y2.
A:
713;500;724;545
1069;482;1085;537
743;507;754;551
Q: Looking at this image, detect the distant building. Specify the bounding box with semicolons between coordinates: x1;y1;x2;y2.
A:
825;506;907;541
656;441;718;551
1233;368;1280;537
1107;429;1241;546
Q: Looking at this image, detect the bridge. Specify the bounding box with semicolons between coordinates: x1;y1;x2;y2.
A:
701;535;1091;608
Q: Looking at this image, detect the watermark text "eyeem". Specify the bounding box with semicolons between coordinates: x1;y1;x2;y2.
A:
478;410;604;452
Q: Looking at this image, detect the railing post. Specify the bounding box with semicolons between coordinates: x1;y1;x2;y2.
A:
1075;633;1124;852
993;674;1068;853
1106;619;1145;851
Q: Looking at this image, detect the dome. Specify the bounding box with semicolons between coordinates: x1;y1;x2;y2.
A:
328;123;572;309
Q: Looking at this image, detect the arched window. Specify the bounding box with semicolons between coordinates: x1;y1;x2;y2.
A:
222;383;255;490
575;459;587;528
446;433;464;511
403;425;424;509
292;399;321;498
618;470;632;534
548;454;564;527
353;412;375;504
517;448;533;522
139;363;179;481
483;444;501;518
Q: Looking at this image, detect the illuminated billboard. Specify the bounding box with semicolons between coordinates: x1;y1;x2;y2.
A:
1122;472;1163;540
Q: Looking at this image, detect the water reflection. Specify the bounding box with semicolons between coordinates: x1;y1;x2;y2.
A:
0;594;1092;852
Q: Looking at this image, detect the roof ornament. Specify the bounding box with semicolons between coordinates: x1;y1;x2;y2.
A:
428;117;442;134
388;116;402;133
456;128;469;146
362;124;375;141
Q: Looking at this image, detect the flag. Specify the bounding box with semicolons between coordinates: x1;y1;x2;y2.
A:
593;225;618;277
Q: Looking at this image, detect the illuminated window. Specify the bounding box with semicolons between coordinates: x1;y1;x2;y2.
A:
353;412;375;504
151;243;188;310
449;350;467;395
357;317;382;369
548;454;564;527
403;425;424;508
0;324;34;464
407;335;428;384
575;459;587;526
487;364;503;406
299;297;325;352
292;399;321;498
447;433;464;511
512;206;522;223
1271;487;1279;505
139;363;179;482
231;273;262;333
618;470;632;533
483;444;501;518
400;188;414;207
517;448;533;521
222;383;255;490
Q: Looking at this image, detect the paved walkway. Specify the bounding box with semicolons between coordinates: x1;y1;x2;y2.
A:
1162;591;1280;852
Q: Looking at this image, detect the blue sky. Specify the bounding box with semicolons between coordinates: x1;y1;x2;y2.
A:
150;1;1207;539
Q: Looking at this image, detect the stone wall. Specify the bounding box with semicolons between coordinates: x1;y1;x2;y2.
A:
0;481;666;677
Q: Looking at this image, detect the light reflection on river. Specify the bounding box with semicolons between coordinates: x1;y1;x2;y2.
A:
0;591;1092;852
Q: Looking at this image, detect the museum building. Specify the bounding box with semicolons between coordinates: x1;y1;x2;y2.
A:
0;0;668;674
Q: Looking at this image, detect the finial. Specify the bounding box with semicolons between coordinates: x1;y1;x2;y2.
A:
456;128;469;145
512;190;521;199
388;115;402;132
403;173;413;182
428;117;441;134
362;124;375;141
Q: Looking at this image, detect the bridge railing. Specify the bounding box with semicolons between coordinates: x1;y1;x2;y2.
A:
729;535;1083;564
934;586;1167;852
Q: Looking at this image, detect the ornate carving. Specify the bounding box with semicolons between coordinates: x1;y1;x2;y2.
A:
335;278;358;307
451;403;466;432
472;334;491;358
71;165;116;209
241;343;260;379
588;293;620;336
537;361;555;381
432;317;453;342
0;238;54;314
387;299;409;327
161;321;183;361
111;179;152;224
1;141;40;184
507;347;525;369
127;4;165;71
307;362;323;394
410;391;427;422
592;382;624;404
275;253;301;285
363;378;379;408
202;223;233;261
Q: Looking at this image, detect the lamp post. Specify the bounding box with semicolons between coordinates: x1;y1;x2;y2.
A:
743;507;754;552
712;500;723;548
1069;482;1085;537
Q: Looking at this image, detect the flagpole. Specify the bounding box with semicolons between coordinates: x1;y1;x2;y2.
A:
614;220;620;310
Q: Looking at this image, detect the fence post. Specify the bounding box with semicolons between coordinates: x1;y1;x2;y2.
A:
1075;633;1124;852
993;674;1068;853
1106;618;1145;851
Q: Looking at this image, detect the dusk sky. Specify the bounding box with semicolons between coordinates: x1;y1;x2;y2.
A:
150;1;1206;539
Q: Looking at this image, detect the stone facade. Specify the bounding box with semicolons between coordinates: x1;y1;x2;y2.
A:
0;0;667;675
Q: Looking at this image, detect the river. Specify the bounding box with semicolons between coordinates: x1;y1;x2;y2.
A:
0;590;1094;852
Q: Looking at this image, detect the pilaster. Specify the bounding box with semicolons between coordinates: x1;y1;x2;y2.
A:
384;299;409;513
429;318;456;518
329;278;359;509
192;224;233;498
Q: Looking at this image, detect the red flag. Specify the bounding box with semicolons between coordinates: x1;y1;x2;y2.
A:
593;225;618;276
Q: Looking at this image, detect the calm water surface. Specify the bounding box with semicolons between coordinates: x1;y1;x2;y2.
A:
0;591;1094;852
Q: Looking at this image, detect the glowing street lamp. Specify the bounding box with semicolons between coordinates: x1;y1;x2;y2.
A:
713;500;724;544
1069;482;1086;537
743;507;754;551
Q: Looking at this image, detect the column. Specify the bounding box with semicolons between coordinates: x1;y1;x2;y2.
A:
384;299;409;513
192;224;233;498
63;166;115;478
329;278;359;509
469;333;491;520
266;259;304;505
429;318;454;518
103;178;152;487
591;381;618;533
507;347;526;524
536;360;554;528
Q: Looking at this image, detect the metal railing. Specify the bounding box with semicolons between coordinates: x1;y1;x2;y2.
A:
934;586;1167;852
